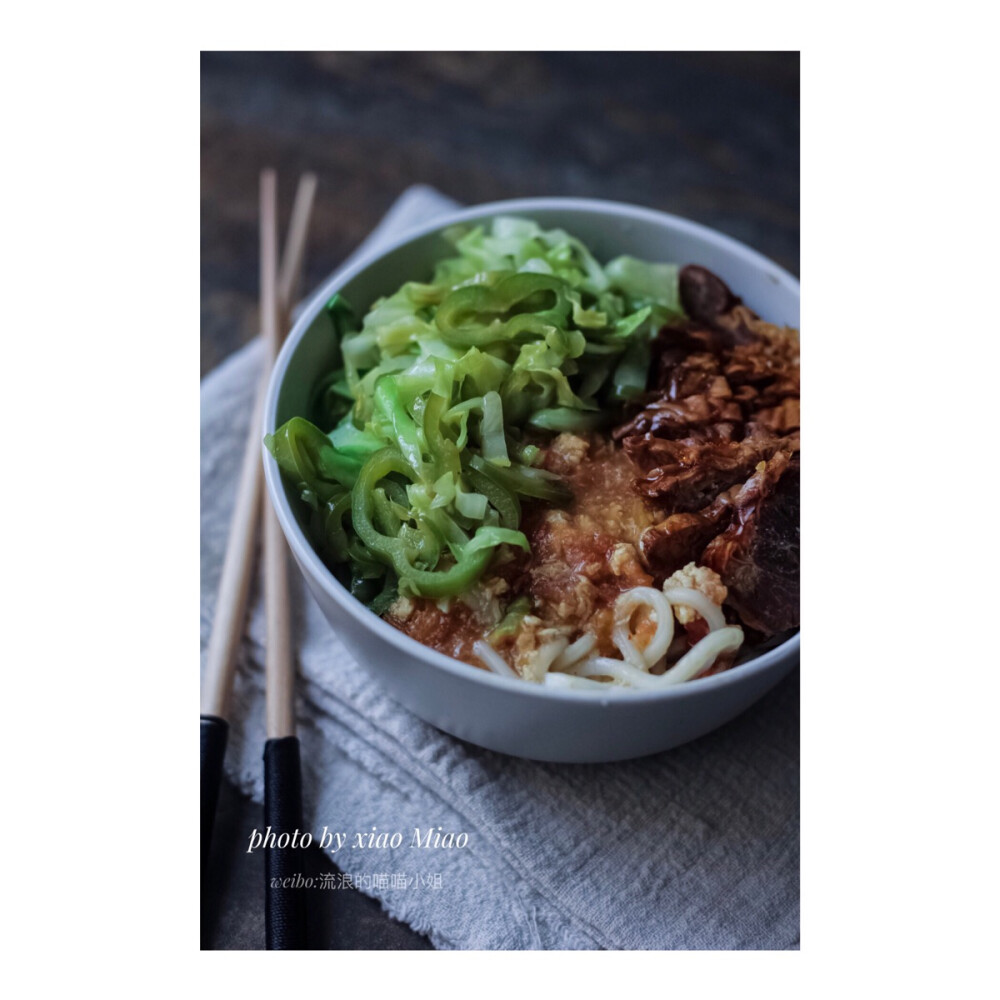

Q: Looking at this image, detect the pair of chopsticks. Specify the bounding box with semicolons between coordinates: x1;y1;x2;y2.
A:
201;170;318;950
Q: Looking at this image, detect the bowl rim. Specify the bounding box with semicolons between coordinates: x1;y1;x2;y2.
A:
262;195;800;703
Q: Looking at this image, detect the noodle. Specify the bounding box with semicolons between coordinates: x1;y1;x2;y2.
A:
520;637;570;683
554;585;744;691
612;587;675;667
473;640;518;679
561;628;744;690
656;627;744;685
543;672;614;691
479;528;745;690
551;632;597;671
661;587;727;632
574;656;667;688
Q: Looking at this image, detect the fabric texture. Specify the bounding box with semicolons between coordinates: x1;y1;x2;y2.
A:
200;186;800;950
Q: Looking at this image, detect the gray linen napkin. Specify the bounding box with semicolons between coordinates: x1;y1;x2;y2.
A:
200;186;800;950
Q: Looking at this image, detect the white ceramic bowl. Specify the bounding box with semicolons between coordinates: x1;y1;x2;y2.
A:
263;197;799;762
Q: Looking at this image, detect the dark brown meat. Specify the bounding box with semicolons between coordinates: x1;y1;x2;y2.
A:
615;264;800;636
639;493;733;578
702;453;800;634
678;266;776;345
614;378;742;441
755;398;800;434
628;429;789;510
679;265;741;326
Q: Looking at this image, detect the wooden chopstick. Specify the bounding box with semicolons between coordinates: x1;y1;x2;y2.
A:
201;172;317;722
201;372;268;721
278;173;318;315
260;169;296;740
201;171;317;886
259;170;309;949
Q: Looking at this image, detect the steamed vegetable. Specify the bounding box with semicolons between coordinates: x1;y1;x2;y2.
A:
266;217;684;605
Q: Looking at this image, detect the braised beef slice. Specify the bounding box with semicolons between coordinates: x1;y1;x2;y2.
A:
639;494;733;577
615;264;800;635
627;430;788;510
614;378;742;441
678;266;774;345
702;454;800;634
679;265;741;325
756;397;800;434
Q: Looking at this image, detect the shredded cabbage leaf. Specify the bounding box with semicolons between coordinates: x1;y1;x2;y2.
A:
266;217;685;605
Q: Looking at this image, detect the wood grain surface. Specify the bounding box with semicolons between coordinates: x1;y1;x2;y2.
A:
201;52;799;376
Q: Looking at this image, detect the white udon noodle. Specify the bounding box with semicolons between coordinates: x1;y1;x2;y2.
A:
472;640;518;679
474;582;744;691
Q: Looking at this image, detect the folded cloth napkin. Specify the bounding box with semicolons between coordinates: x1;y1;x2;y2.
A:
200;185;800;950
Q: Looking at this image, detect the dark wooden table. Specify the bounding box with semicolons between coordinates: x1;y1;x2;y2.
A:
200;50;799;949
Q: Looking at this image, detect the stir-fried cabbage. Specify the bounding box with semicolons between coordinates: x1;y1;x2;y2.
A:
266;217;684;606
